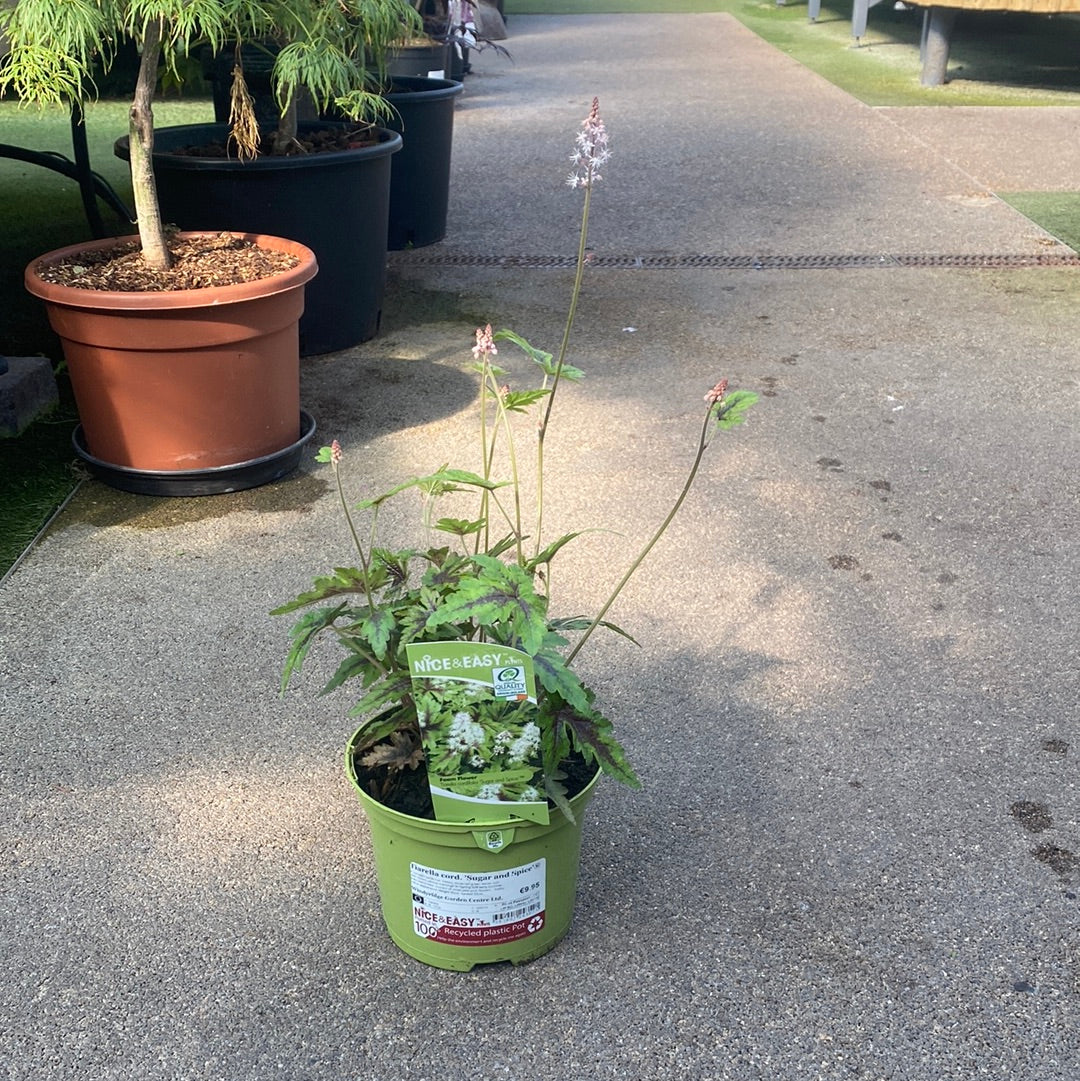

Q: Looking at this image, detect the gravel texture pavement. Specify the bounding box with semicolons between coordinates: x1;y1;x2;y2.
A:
2;14;1078;1080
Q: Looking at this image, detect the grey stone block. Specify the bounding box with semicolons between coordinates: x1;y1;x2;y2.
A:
0;356;59;438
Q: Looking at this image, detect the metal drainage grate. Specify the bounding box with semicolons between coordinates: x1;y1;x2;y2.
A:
388;251;1080;270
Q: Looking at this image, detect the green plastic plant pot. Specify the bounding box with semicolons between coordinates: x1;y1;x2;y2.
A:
346;725;600;971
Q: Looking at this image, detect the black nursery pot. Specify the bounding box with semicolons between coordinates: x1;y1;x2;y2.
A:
386;41;452;79
449;45;470;81
383;76;465;250
117;123;401;355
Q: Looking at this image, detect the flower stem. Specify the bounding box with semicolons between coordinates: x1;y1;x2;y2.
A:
535;177;593;558
488;367;525;562
477;359;492;554
336;462;377;615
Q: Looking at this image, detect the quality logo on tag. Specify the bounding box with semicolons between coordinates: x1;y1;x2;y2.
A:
493;665;528;700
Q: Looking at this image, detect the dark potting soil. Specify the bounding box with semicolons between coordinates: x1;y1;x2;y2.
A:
351;748;599;821
35;233;300;293
169;125;380;158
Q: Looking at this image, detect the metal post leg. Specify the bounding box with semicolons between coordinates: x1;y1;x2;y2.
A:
69;101;108;238
921;6;956;86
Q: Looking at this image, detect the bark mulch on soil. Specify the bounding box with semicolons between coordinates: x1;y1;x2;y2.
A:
34;232;301;293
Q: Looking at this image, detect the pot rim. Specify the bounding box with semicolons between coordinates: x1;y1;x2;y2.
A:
24;231;319;311
345;721;602;832
384;75;465;102
116;123;402;172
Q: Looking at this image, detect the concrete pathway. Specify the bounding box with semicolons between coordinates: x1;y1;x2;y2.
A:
2;14;1078;1080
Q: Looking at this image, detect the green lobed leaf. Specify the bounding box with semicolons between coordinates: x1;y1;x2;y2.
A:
494;329;586;382
362;608;396;660
473;554;550;636
356;468;507;511
548;615;641;647
400;580;472;646
532;645;591;716
439;468;509;490
424;579;513;636
492;329;551;367
422;545;454;564
270;566;377;615
485;534;522;559
712;389;759;431
397;598;442;645
277;604;347;691
434;517;486;538
350;703;420;751
544;771;575;825
427;557;548;653
552;360;585;383
539;716;571;795
560;706;641;789
371;548;412;593
319;651;373;697
421;562;466;595
526;531;584;571
347;671;415;718
501;389;551;413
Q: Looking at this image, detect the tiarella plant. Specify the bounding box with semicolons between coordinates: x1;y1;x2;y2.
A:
274;99;757;818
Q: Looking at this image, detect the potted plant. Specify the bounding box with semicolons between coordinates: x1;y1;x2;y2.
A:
274;101;759;969
387;0;457;78
1;1;380;490
375;1;510;251
388;1;508;80
111;0;425;355
324;1;509;252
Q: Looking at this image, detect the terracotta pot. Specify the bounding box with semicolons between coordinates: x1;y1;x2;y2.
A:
25;233;317;476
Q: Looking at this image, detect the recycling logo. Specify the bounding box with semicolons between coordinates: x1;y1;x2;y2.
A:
527;915;544;934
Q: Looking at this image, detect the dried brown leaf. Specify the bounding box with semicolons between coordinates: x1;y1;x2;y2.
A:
360;731;424;773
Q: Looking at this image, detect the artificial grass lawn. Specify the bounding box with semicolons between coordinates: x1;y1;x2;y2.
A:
1000;192;1080;252
0;387;82;580
0;99;213;578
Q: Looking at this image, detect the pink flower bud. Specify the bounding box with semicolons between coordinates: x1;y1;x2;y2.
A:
472;324;497;360
705;380;728;406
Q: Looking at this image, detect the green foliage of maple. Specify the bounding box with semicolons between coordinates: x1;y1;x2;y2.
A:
0;0;422;263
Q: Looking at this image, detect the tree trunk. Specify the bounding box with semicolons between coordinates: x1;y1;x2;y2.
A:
270;97;300;156
129;18;172;269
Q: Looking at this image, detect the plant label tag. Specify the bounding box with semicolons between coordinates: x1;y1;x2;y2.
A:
406;641;549;825
410;858;546;947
